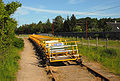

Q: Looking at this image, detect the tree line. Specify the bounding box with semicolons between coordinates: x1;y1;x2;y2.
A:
16;14;120;34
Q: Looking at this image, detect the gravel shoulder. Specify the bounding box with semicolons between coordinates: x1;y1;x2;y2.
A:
17;38;49;81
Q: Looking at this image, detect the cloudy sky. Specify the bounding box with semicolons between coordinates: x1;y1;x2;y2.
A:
3;0;120;27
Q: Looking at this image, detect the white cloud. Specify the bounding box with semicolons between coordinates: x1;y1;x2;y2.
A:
15;6;120;17
15;7;29;15
22;6;120;16
22;6;103;16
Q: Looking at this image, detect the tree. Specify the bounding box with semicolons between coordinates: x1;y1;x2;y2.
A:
70;14;76;31
16;15;120;34
89;18;99;32
0;0;21;53
37;21;43;33
76;18;86;32
54;16;64;32
74;26;82;32
98;18;112;32
63;16;71;32
45;19;52;33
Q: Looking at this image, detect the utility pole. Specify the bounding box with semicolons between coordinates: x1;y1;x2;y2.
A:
86;20;87;39
52;19;55;36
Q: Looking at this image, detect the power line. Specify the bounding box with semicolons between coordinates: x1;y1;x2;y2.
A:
90;5;120;14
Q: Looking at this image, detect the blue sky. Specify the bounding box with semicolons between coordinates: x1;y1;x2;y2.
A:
3;0;120;27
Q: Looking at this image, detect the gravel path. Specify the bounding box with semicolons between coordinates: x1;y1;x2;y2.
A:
17;38;49;81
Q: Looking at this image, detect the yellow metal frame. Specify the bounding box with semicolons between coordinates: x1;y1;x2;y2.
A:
29;34;81;63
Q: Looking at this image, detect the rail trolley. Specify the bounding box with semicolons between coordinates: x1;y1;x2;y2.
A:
29;34;82;65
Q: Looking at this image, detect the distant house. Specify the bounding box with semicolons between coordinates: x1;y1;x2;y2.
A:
106;21;120;32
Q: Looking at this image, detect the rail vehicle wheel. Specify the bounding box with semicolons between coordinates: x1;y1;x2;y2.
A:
40;52;46;66
43;58;50;66
77;59;82;65
46;59;50;66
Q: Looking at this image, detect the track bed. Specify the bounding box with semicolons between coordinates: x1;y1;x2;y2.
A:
47;61;98;81
50;65;95;81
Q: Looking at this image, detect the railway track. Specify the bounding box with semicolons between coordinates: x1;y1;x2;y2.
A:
28;35;119;81
46;61;110;81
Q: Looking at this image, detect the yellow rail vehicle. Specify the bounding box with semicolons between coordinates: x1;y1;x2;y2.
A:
29;35;82;64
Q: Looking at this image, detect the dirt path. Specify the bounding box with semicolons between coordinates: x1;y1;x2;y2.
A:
17;38;49;81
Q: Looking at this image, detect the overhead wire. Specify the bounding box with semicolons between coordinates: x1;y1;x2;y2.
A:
89;5;120;13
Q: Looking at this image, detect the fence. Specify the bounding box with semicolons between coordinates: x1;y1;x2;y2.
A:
71;36;109;48
79;37;109;48
55;35;119;49
54;32;120;40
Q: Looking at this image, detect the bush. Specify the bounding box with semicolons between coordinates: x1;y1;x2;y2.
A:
12;38;24;48
102;48;117;57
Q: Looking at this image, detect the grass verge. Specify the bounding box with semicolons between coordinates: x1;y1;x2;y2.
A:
78;45;120;75
0;47;23;81
0;37;24;81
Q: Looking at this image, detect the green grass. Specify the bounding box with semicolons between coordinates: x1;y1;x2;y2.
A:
55;36;120;75
16;34;29;37
0;47;22;81
60;36;120;49
0;37;24;81
78;45;120;75
81;38;120;48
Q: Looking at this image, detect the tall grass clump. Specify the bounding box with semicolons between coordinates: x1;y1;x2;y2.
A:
0;38;24;81
78;45;120;75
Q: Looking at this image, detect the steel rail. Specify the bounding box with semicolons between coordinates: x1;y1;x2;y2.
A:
46;66;59;81
47;62;111;81
82;64;110;81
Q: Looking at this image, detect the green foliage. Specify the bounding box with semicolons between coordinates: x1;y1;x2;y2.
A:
74;25;82;32
44;19;52;33
5;1;22;15
16;14;120;34
37;21;43;33
16;19;52;34
63;16;71;32
0;0;21;50
98;18;112;32
54;16;64;32
78;45;120;75
0;47;21;81
70;14;76;31
62;36;120;74
102;48;117;57
12;38;24;48
0;0;22;81
94;34;99;37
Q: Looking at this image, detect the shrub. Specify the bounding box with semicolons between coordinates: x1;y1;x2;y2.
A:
12;38;24;48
